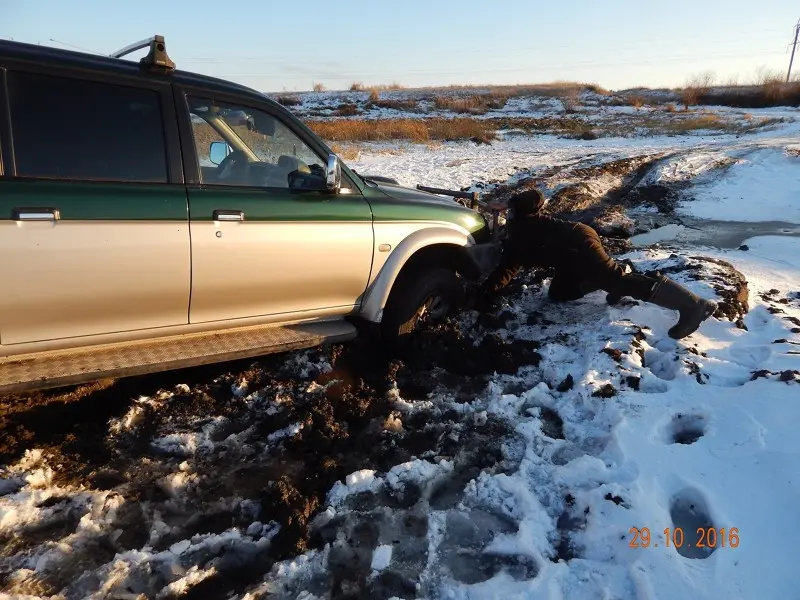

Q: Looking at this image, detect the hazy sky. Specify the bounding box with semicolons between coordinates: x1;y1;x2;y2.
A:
2;0;798;92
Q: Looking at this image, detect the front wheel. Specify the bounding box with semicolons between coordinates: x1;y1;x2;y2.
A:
380;267;465;350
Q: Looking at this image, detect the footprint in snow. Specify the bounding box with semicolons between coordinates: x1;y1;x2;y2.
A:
666;413;707;445
643;347;682;382
669;488;717;560
727;345;772;369
439;509;538;584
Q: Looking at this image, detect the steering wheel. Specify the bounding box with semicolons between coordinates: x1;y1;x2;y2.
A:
215;149;249;182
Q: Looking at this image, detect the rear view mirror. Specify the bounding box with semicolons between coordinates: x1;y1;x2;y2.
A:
326;154;341;193
209;141;231;165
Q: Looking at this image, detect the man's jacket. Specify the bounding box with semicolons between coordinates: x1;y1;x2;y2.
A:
481;214;605;294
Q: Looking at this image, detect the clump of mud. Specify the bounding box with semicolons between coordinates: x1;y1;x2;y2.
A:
686;256;749;327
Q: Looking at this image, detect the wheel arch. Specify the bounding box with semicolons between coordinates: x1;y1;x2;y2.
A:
358;227;481;323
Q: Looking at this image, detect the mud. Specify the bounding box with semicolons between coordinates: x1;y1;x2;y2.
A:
475;152;692;254
0;318;541;599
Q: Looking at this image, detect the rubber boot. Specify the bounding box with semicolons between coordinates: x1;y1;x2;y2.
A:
606;273;660;306
648;276;717;339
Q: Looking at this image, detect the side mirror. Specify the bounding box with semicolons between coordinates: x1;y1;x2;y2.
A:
209;141;231;166
326;153;341;193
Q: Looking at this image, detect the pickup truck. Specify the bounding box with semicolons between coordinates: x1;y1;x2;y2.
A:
0;36;498;393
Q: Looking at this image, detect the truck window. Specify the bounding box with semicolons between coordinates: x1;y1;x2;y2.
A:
187;96;328;189
7;71;168;183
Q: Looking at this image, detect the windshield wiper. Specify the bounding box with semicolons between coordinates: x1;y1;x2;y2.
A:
352;170;379;187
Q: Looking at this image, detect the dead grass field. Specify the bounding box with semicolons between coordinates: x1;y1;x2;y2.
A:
307;118;497;144
432;94;509;114
305;110;784;145
429;81;608;97
695;82;800;108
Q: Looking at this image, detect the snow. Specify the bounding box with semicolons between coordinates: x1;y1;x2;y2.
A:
266;422;304;443
348;129;800;202
370;545;393;571
276;109;798;598
677;148;800;224
737;235;800;270
2;97;800;599
326;469;382;507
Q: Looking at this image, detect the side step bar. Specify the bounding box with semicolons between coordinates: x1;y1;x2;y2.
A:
0;320;358;395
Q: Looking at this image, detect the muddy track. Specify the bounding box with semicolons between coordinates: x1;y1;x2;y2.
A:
0;254;753;598
0;320;541;599
477;151;692;242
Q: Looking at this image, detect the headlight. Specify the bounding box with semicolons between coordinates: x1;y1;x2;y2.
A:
469;213;492;244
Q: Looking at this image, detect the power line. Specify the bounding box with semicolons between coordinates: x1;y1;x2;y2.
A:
788;19;800;82
48;38;100;54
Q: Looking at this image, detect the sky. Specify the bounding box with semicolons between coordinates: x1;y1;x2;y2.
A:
2;0;798;92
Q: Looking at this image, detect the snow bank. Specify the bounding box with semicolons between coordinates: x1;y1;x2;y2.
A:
678;148;800;224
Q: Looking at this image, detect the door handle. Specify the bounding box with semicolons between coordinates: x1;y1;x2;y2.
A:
12;207;60;221
213;209;245;222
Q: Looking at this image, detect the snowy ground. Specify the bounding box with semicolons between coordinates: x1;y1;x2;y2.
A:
1;93;799;600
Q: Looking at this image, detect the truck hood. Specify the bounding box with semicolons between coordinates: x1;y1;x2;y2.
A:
370;180;461;207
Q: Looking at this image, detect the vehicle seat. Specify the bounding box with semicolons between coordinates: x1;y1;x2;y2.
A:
277;155;310;179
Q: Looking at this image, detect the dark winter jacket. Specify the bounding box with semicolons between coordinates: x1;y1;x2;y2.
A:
481;213;615;294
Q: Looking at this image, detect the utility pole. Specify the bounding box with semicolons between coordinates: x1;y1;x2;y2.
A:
788;19;800;83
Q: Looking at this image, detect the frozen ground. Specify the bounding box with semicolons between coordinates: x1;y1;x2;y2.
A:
1;95;799;600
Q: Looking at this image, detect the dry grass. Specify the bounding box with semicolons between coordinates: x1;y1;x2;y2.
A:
334;103;360;117
368;82;405;91
369;97;420;111
662;114;723;133
559;87;581;113
306;117;496;144
435;81;606;98
672;67;800;108
276;95;301;107
630;112;782;136
432;94;508;114
680;87;701;110
692;82;800;108
350;82;404;92
585;83;610;95
364;89;421;112
312;82;326;93
329;143;361;161
629;95;646;109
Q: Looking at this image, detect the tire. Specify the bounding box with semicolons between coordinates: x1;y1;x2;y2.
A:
380;267;464;350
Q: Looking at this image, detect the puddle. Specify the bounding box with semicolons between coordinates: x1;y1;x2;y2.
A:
631;219;800;249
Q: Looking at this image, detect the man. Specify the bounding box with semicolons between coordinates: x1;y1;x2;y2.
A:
473;189;717;340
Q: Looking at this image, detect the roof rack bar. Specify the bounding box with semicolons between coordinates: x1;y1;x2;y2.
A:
110;36;159;59
109;35;175;72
